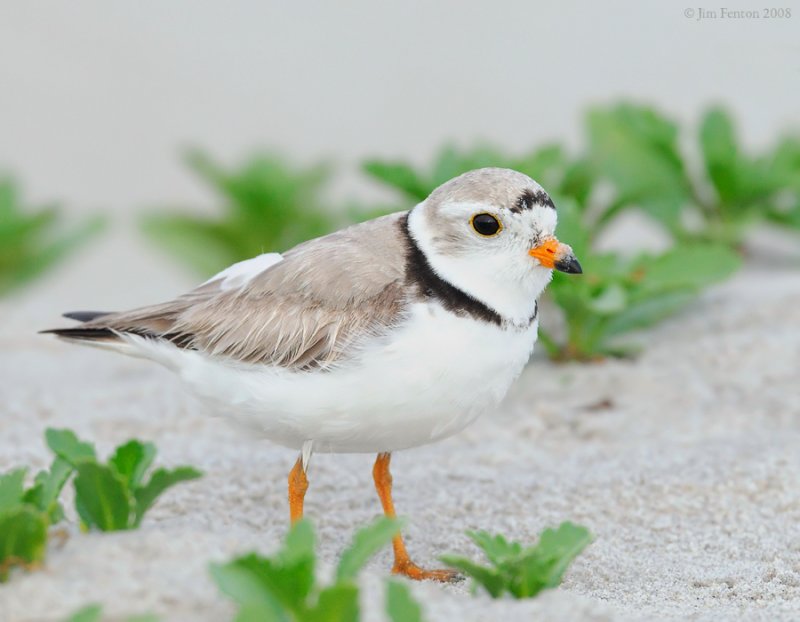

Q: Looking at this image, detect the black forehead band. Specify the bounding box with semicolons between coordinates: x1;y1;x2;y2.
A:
509;188;555;213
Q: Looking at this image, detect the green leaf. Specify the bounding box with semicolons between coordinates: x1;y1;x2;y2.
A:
232;603;290;622
211;546;312;615
431;144;510;188
0;506;48;582
514;145;567;191
0;468;26;513
143;150;336;276
770;137;800;194
13;215;104;293
362;161;430;202
439;554;506;598
305;584;360;622
544;238;741;360
442;523;592;600
0;178;102;296
210;561;288;619
587;103;690;231
637;244;741;292
526;522;592;590
431;146;471;188
279;518;316;566
140;215;240;278
64;604;103;622
467;531;522;566
558;158;595;207
552;196;590;260
699;107;740;204
587;283;627;315
46;428;96;465
274;519;317;607
110;440;157;490
73;462;132;531
22;457;73;522
603;289;696;337
133;466;202;527
386;581;423;622
336;517;402;582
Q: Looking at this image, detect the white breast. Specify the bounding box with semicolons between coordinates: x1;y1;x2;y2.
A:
166;302;539;453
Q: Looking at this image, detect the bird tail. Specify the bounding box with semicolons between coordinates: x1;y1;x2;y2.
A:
40;310;188;370
39;311;120;343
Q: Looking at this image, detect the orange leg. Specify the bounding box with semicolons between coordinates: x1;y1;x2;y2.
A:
372;453;460;582
288;457;309;523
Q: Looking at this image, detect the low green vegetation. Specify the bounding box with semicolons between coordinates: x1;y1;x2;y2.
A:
365;101;800;359
0;455;71;581
0;429;202;583
212;518;591;620
0;177;102;296
211;517;424;622
441;522;592;599
539;198;740;359
588;104;800;246
6;429;590;613
46;428;202;531
141;149;336;276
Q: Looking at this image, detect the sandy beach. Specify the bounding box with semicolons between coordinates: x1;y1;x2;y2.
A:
1;230;799;622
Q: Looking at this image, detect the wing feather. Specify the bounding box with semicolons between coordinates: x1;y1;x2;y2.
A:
81;212;410;370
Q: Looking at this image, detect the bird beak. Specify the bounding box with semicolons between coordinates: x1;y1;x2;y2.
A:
528;238;583;274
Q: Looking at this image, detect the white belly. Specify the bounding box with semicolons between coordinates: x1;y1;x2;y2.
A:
166;302;539;453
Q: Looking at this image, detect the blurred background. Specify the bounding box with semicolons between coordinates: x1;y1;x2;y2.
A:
0;0;798;353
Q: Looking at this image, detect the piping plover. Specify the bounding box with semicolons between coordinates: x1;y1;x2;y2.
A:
44;167;581;581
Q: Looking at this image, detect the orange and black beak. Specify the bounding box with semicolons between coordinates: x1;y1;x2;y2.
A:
528;238;582;274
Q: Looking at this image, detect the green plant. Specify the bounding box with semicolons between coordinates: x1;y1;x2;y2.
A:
440;522;591;599
0;177;102;296
1;429;201;582
46;428;202;531
587;103;800;246
363;143;592;208
540;198;741;359
211;517;425;622
141;149;337;276
0;455;71;582
385;581;423;622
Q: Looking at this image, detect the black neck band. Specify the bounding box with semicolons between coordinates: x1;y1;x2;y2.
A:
400;213;506;326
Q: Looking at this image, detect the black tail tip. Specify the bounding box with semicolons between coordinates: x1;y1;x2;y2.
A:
39;327;117;340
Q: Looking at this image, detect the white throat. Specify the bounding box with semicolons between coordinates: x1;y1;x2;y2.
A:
407;206;550;326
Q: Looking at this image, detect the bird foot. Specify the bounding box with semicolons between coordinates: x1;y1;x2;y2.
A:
392;560;462;583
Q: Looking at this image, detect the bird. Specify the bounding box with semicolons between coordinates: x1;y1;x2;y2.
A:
43;167;582;582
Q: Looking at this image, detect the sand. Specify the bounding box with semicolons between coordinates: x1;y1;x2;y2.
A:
1;230;799;622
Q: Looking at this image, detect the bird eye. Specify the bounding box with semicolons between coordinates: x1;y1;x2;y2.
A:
470;213;502;237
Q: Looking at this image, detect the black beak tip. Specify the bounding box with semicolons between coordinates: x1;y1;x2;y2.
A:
555;256;583;274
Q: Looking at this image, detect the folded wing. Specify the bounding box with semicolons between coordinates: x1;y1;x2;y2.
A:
46;213;410;370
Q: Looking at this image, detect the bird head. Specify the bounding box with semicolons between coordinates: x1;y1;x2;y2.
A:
407;168;581;324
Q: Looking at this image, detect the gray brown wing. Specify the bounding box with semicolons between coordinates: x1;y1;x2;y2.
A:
75;212;411;369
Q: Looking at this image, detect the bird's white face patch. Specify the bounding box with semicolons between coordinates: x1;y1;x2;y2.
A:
409;196;557;325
